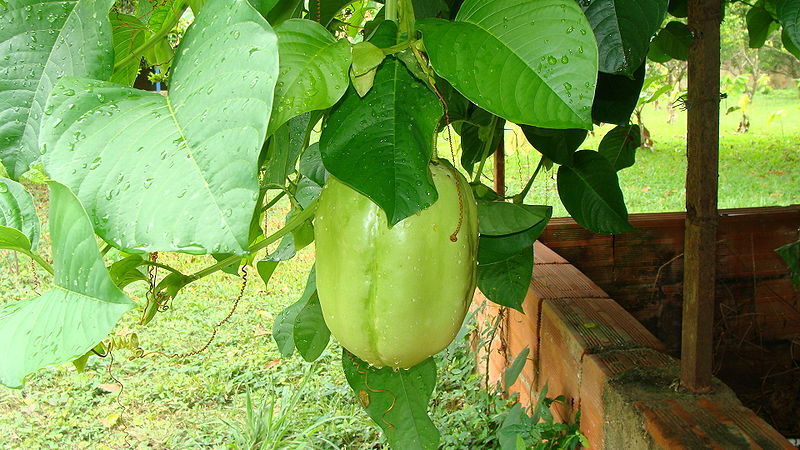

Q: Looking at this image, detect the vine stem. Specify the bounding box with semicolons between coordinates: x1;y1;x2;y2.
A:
513;156;545;204
471;115;500;183
384;0;398;22
114;0;188;71
187;198;319;281
29;253;53;276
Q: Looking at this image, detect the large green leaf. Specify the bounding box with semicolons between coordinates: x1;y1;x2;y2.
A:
747;2;777;48
0;177;39;249
268;19;352;135
320;23;443;225
343;350;440;449
0;182;135;388
598;124;640;171
0;0;115;179
109;13;149;86
778;0;800;48
557;150;634;234
592;61;645;125
580;0;668;75
520;126;587;166
41;0;278;255
419;0;597;129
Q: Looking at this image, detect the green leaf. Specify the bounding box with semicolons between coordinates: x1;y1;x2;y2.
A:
783;27;800;58
649;21;692;61
0;226;33;255
273;298;302;357
668;0;687;18
266;0;304;25
0;0;115;179
418;0;597;129
776;239;799;290
320;22;443;225
0;177;39;249
778;0;800;49
520;126;587;166
580;0;668;75
351;42;385;77
268;19;352;135
412;0;450;19
41;0;278;255
592;61;646;125
299;142;327;186
272;266;316;357
108;255;148;288
109;13;149;86
598;124;640;171
293;292;330;361
478;201;551;236
557;150;635;234
497;403;530;450
458;110;504;174
342;350;440;449
504;346;530;390
478;243;533;311
0;182;135;388
747;3;777;48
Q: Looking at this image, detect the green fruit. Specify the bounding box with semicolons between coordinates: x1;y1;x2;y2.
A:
315;160;479;368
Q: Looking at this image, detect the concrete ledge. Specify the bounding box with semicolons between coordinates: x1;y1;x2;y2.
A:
474;241;793;449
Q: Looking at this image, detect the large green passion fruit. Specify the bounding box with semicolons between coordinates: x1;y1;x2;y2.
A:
314;160;479;368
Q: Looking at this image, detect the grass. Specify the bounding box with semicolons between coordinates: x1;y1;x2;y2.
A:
1;91;799;448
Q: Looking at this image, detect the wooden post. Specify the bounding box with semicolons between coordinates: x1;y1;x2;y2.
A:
494;135;505;196
681;0;722;393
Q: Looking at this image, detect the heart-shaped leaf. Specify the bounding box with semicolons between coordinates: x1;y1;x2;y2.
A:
580;0;668;75
268;19;352;135
41;0;278;255
778;0;800;49
557;150;635;234
343;350;440;450
320;22;443;225
0;177;39;249
0;0;115;179
418;0;597;129
0;182;135;388
598;124;641;171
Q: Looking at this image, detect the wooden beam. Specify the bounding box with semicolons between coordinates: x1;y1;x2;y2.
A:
681;0;722;393
494;135;505;196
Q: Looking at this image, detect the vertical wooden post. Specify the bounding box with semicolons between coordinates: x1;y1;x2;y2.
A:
681;0;722;393
494;135;505;197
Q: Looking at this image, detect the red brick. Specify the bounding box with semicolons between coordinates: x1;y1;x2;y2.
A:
579;349;676;448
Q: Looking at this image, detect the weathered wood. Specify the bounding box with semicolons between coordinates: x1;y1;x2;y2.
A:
494;135;505;196
682;0;723;393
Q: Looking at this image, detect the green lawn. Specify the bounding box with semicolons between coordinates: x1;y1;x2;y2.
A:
1;92;798;448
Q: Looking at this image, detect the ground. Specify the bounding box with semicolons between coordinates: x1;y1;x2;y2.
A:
0;90;798;448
